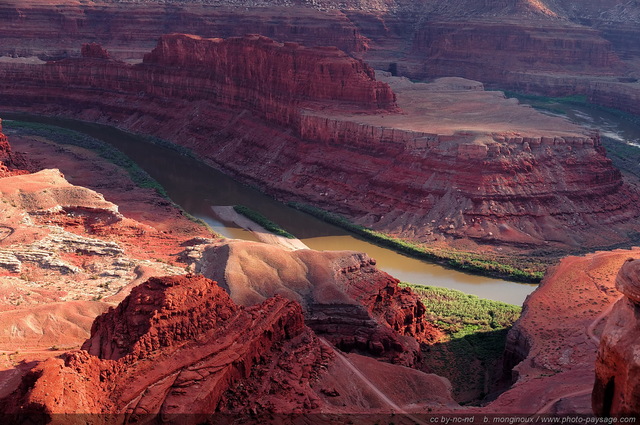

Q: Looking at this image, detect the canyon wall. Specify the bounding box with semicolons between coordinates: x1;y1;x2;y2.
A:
3;0;640;120
0;1;369;60
0;33;394;127
142;33;397;119
409;21;622;82
484;248;640;414
593;259;640;417
0;36;638;254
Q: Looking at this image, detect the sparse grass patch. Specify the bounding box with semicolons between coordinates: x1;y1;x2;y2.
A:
233;205;295;239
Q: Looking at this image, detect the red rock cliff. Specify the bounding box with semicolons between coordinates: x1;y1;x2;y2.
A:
140;34;395;124
0;34;394;129
0;273;457;421
593;259;640;417
0;119;27;177
1;275;310;421
0;37;638;255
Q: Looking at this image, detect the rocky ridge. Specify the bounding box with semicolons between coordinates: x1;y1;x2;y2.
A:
184;238;440;366
481;248;640;414
3;0;640;116
0;274;457;422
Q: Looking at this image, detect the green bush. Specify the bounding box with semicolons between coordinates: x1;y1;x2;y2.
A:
400;282;521;336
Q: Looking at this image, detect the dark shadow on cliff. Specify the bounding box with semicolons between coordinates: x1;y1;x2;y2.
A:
421;327;514;406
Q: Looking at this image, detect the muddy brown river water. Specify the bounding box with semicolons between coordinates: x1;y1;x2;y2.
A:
0;113;552;305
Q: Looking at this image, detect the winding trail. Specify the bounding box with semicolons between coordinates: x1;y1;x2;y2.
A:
319;338;429;425
534;294;623;414
586;295;623;345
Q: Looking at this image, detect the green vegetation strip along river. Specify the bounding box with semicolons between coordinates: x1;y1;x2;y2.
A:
2;113;536;305
290;202;544;283
401;282;521;403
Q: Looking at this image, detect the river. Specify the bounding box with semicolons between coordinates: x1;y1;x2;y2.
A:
3;113;540;304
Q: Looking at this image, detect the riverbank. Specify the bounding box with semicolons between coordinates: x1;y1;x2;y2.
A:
212;206;308;251
2;115;541;299
3;119;212;232
290;203;546;283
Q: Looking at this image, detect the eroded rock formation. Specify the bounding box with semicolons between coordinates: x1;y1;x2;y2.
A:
0;119;26;177
478;248;640;414
142;33;397;121
593;259;640;417
0;125;209;354
0;274;457;422
184;239;440;366
0;36;637;257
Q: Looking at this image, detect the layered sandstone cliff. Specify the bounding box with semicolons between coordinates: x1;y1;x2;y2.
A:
2;0;640;112
593;259;640;417
142;33;396;121
0;36;638;256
